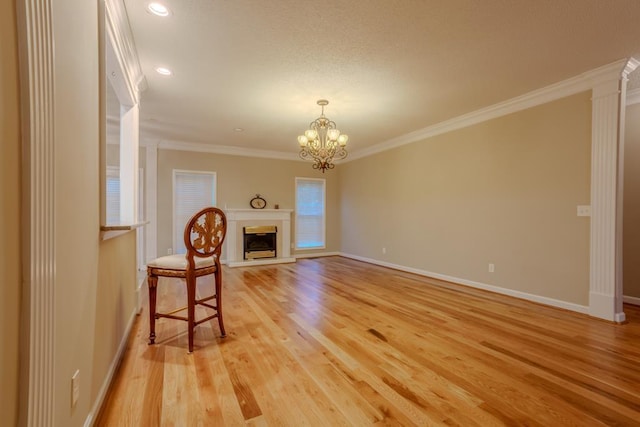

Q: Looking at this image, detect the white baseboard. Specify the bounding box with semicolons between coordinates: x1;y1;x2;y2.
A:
295;251;341;259
623;295;640;306
589;291;625;322
228;257;296;267
223;252;341;267
84;308;138;427
340;252;590;315
136;273;146;314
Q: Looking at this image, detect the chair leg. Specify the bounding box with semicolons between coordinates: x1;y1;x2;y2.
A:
148;274;158;345
186;274;196;353
215;268;226;338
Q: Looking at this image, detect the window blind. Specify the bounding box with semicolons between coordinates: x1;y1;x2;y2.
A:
106;167;120;224
295;178;325;249
173;171;216;254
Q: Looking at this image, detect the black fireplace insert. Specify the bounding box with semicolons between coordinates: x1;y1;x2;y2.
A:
243;225;277;260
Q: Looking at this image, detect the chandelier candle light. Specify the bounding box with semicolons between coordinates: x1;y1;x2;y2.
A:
298;99;348;172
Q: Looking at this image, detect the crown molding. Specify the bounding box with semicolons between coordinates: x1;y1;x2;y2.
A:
147;139;301;161
622;57;640;78
348;58;632;162
105;0;145;105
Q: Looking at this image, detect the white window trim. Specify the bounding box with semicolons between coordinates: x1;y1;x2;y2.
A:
295;177;326;250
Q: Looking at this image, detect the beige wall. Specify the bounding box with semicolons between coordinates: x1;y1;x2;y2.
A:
52;0;101;423
624;103;640;299
51;0;99;424
92;233;137;403
106;143;119;166
340;92;592;305
0;1;21;424
156;150;341;257
49;1;138;425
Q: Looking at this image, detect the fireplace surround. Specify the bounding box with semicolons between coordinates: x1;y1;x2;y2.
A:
224;209;295;267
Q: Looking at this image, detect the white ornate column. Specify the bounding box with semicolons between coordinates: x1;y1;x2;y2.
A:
145;141;158;262
17;0;56;424
589;58;639;322
119;104;140;224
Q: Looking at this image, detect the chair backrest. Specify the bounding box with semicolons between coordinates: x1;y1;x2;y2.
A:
183;207;227;260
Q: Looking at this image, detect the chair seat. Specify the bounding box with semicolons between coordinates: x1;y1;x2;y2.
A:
147;254;217;270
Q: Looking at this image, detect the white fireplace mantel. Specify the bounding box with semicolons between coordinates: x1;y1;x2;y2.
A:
224;209;296;267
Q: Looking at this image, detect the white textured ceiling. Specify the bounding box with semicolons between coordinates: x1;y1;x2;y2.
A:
123;0;640;157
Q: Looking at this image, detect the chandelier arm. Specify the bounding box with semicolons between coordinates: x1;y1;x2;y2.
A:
334;147;348;161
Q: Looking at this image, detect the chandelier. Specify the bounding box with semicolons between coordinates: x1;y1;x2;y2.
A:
297;99;348;172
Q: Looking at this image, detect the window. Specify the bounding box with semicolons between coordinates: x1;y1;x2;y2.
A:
173;170;216;254
295;177;326;249
106;166;147;268
103;7;145;229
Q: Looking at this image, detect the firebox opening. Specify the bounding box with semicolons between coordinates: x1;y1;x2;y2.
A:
243;225;277;260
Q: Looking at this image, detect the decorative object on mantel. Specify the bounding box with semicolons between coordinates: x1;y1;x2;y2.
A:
297;99;349;173
250;194;267;209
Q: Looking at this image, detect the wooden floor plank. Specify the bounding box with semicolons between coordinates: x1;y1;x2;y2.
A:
96;256;640;426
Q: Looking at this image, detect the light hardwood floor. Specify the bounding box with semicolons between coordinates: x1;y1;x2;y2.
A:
96;256;640;426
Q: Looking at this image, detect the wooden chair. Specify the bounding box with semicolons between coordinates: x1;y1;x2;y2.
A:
147;207;227;353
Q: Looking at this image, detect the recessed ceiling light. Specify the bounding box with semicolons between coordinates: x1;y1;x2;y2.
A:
147;2;170;17
234;128;244;132
155;67;172;76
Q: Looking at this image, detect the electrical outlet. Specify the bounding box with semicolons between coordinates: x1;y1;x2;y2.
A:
488;263;495;273
577;205;591;217
167;248;173;255
382;247;386;255
71;370;80;407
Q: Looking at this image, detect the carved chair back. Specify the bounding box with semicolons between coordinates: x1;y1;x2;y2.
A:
183;207;227;266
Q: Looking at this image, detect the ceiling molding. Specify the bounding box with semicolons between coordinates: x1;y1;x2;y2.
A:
149;139;301;161
622;57;640;78
624;57;640;105
347;59;630;162
105;0;146;105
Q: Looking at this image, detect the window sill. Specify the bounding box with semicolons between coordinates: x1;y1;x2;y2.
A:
100;220;149;241
295;246;326;251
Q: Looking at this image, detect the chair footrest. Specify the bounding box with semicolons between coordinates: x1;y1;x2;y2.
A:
156;313;188;322
161;305;188;316
198;302;218;310
194;313;219;327
195;295;216;304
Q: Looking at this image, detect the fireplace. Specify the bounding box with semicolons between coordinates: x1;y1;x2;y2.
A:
224;209;294;267
243;225;277;260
